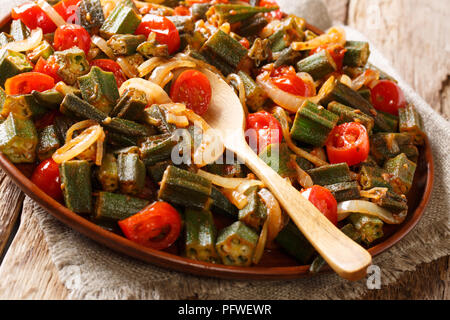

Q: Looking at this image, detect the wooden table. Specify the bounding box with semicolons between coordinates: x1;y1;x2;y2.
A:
0;0;449;300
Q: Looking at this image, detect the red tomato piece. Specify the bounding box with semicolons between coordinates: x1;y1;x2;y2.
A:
11;3;57;34
270;66;314;97
370;80;406;116
239;37;250;49
34;110;60;130
5;72;55;95
31;158;63;201
246;111;283;153
170;69;212;115
174;5;191;16
310;44;347;70
301;186;338;225
34;56;62;83
118;201;182;250
53;0;81;23
259;0;284;20
326;122;370;166
53;24;91;55
135;14;180;54
90;59;127;88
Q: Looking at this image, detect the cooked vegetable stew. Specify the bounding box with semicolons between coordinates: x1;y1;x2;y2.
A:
0;0;426;270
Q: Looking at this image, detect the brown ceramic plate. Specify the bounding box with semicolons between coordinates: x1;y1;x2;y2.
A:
0;15;434;280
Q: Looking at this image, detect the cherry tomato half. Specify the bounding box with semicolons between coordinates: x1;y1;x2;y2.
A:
259;0;284;20
310;44;347;70
31;158;63;201
90;59;127;88
34;56;62;83
53;24;91;55
118;201;182;250
174;5;191;16
5;72;55;95
246;111;283;153
301;186;338;225
326;122;370;166
135;14;180;55
270;66;314;97
53;0;81;23
370;80;406;116
170;69;212;115
11;3;57;34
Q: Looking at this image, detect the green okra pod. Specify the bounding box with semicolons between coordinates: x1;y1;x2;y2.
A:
59;160;93;214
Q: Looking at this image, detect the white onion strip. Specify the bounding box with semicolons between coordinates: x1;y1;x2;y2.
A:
37;0;66;27
258;188;283;245
197;169;263;190
65;120;99;143
2;28;43;52
116;57;139;78
337;200;407;225
53;124;103;164
227;73;248;116
150;59;196;87
138;57;166;77
91;35;115;59
119;78;171;105
252;218;268;265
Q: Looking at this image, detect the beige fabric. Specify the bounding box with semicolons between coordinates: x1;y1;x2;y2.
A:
28;14;449;299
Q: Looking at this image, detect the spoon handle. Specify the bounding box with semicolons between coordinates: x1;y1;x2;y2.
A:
234;141;372;281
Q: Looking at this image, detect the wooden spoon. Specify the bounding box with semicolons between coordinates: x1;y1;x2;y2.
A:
199;68;372;281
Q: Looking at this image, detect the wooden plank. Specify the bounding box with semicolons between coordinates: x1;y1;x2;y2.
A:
348;0;450;119
0;169;24;258
0;199;68;300
323;0;349;24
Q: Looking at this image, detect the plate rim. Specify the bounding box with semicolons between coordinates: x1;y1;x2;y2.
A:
0;17;435;280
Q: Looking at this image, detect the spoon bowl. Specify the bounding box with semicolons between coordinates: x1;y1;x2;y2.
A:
199;68;372;281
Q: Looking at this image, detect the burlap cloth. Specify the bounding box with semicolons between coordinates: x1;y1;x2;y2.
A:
25;0;449;299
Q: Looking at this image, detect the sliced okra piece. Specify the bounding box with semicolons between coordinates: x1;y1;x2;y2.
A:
53;48;90;85
78;0;106;33
238;13;268;37
0;94;45;119
99;1;141;38
136;38;169;58
10;19;29;41
37;125;61;161
364;188;408;214
191;3;210;20
370;133;418;165
32;89;64;109
348;213;384;245
210;4;276;24
398;104;426;145
210;186;238;218
359;164;392;190
259;143;297;178
377;110;399;133
147;159;173;182
236;71;267;111
0;113;38;163
105;117;155;137
328;101;374;133
106;34;146;56
59;160;93;214
93;191;149;221
106;131;138;147
0;32;13;47
295;156;314;171
139;134;177;166
204;161;245;178
166;15;195;34
307;163;352;186
60;93;106;122
343;41;370;67
238;188;267;231
319;81;391;133
78;66;120;114
296;50;337;80
158;165;213;210
358;88;371;101
145;105;176;134
185;208;220;264
274;46;302;68
275;220;316;265
26;41;54;63
325;181;360;202
117;152;146;195
96;153;119;192
110;88;147;121
216;221;259;267
290;100;339;147
384;153;416;195
0;49;33;87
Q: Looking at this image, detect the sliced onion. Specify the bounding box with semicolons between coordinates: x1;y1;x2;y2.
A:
65;120;99;143
53;124;103;164
197;169;263;190
184;109;224;167
138;57;166;78
337;200;407;225
289;155;314;188
119;78;171;105
227;73;248;116
340;74;353;88
2;28;43;52
95;129;105;166
149;59;196;87
91;35;115;59
166;113;189;127
292;27;346;51
116;57;139;78
252;218;268;265
273;106;328;167
351;69;380;91
37;0;66;27
175;53;226;80
258;188;283;245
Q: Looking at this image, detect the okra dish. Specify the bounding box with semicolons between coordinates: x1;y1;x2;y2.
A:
0;0;427;270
